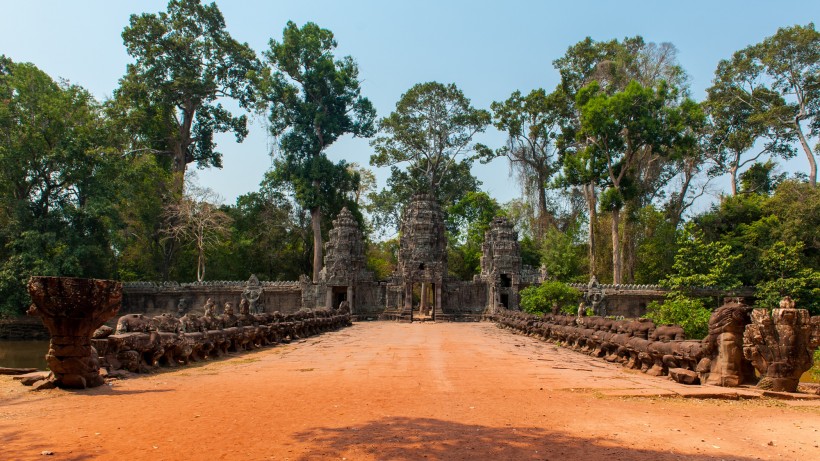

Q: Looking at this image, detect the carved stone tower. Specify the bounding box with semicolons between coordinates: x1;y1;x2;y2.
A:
319;207;370;311
397;193;448;319
480;216;523;312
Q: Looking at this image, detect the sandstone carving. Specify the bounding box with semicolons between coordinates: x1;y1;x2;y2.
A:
27;276;122;389
493;309;703;381
699;299;755;387
743;297;820;392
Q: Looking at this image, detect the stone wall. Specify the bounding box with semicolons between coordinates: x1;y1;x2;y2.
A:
0;317;49;340
568;282;756;318
122;280;303;318
442;280;487;317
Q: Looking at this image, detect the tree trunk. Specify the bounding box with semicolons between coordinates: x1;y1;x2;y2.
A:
420;282;428;315
197;248;204;282
730;164;738;196
536;173;549;241
584;183;597;277
794;121;817;187
611;207;622;285
311;206;323;282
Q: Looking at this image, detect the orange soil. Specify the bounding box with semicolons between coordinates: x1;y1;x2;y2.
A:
1;322;818;461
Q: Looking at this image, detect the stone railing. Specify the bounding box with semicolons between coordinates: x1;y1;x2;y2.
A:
493;310;704;384
92;308;351;374
122;280;301;289
492;298;820;392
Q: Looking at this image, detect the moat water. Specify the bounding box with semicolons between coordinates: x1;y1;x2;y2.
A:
0;340;49;369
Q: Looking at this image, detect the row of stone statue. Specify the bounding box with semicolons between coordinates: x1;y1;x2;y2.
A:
91;300;352;375
492;297;820;393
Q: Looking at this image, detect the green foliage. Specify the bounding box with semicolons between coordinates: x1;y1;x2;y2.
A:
645;294;711;340
118;0;261;180
755;241;820;314
370;82;489;191
478;88;566;240
365;238;398;280
520;281;581;315
264;20;375;279
447;191;502;280
664;223;741;291
633;206;678;284
540;223;586;282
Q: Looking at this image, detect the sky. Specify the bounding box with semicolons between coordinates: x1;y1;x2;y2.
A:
1;0;818;215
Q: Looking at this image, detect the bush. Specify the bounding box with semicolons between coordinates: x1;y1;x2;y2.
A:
520;281;581;315
645;294;711;340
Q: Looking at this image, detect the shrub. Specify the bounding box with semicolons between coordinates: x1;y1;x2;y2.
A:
645;294;711;340
520;281;581;315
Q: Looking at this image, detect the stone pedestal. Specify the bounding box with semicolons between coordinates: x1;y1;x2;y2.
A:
27;276;122;389
743;299;819;393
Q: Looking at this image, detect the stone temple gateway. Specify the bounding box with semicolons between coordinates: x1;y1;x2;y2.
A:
121;194;715;320
122;194;543;321
309;193;540;321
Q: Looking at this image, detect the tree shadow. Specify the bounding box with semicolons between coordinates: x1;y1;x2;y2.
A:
293;417;759;461
0;427;105;461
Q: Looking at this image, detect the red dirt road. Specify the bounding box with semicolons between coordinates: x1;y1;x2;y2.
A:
1;322;819;461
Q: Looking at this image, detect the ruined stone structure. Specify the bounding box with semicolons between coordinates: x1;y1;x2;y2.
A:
90;304;351;375
26;277;122;389
316;207;374;310
117;195;756;323
699;299;756;387
481;217;525;313
382;193;449;320
494;296;820;392
743;297;820;392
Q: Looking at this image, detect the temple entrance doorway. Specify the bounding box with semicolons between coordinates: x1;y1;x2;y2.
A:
500;293;509;309
411;282;436;321
331;286;348;309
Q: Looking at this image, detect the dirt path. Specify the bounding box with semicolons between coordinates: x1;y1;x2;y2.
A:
1;322;819;461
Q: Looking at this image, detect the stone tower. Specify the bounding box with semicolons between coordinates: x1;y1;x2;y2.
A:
319;207;370;311
480;216;523;311
396;193;448;318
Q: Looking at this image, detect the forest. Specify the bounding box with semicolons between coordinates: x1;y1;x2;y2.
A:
0;0;817;321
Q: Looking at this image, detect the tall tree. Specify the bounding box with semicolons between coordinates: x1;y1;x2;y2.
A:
555;36;691;281
371;82;490;193
576;80;698;284
479;88;566;241
706;46;796;195
0;56;128;315
162;177;232;282
265;21;376;281
117;0;261;195
755;23;820;186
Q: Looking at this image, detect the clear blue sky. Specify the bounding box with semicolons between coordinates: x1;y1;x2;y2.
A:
2;0;818;215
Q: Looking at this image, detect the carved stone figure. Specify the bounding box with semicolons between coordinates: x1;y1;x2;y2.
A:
176;298;188;316
27;276;122;389
203;298;216;316
743;297;819;392
116;313;152;334
202;299;222;330
699;299;755;387
585;276;607;316
242;274;263;314
222;302;238;328
650;324;685;341
151;313;181;333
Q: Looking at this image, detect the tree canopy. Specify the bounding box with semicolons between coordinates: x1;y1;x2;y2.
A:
264;20;376;281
